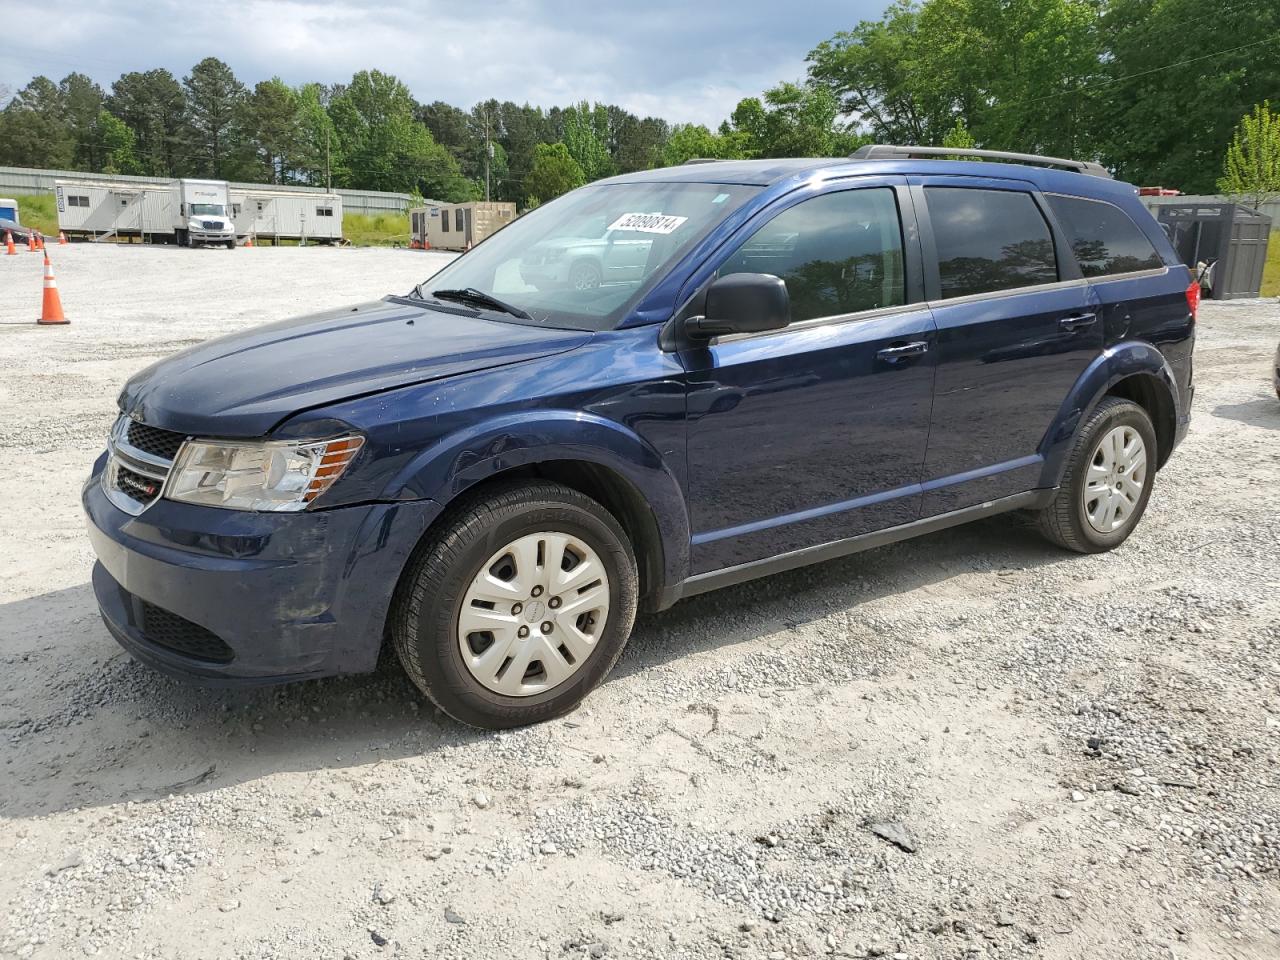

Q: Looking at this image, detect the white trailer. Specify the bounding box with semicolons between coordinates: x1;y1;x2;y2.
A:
55;179;178;242
55;177;235;246
230;188;343;244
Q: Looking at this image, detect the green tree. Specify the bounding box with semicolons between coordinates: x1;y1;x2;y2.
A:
1218;102;1280;210
0;76;73;167
661;123;745;165
726;82;858;157
525;142;585;202
96;109;142;174
941;117;975;149
60;72;106;169
1098;0;1279;191
328;70;471;199
108;69;187;176
609;110;668;172
293;83;343;188
245;78;300;183
561;100;612;180
183;58;248;178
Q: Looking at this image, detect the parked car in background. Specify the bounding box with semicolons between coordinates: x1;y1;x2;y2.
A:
84;146;1196;729
0;217;38;243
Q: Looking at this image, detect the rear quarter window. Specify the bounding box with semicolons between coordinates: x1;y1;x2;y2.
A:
926;187;1058;299
1047;194;1163;277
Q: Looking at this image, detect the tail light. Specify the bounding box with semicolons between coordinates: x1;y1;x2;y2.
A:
1185;275;1200;320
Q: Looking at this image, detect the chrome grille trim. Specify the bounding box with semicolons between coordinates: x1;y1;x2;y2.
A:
103;416;187;516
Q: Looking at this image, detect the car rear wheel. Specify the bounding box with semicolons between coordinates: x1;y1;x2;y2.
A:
1035;397;1157;553
391;481;638;729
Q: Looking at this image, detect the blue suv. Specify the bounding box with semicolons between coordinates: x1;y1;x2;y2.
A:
84;146;1196;728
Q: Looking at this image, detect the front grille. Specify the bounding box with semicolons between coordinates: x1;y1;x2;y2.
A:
115;464;163;503
201;220;219;230
126;420;187;460
105;416;180;515
139;601;235;663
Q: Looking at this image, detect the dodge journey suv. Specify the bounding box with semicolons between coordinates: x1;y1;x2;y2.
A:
84;145;1196;728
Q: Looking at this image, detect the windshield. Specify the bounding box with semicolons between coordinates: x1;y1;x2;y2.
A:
415;182;759;330
191;203;225;216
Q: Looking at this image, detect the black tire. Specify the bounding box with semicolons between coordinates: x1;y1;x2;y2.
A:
226;239;236;249
391;481;638;729
1035;397;1157;553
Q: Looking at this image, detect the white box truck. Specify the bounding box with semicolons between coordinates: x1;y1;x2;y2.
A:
174;179;236;248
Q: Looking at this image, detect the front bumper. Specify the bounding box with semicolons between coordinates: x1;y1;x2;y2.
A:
82;459;441;686
189;229;234;245
520;261;569;286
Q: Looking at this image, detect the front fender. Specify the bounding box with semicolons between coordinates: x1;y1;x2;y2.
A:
1039;340;1180;488
387;410;692;590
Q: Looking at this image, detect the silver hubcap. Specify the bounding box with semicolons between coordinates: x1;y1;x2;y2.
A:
571;265;598;290
1083;425;1147;534
457;532;610;697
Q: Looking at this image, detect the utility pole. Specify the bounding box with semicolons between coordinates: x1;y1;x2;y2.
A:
484;106;491;202
325;126;332;192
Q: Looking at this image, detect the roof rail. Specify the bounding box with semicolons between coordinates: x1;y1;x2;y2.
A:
850;144;1112;179
682;158;725;165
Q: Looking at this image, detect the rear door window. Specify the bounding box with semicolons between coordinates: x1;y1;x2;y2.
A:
925;187;1058;299
1047;194;1163;277
719;187;906;322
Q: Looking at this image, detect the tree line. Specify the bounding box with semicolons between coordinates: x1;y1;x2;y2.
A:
0;0;1275;205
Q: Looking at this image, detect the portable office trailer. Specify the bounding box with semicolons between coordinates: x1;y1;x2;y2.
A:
410;201;516;251
231;188;343;243
0;198;17;222
55;179;178;241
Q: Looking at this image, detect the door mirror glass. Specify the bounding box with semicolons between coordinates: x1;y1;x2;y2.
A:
688;272;791;338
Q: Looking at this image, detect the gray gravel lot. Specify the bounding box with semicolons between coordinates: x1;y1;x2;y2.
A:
1;245;1278;960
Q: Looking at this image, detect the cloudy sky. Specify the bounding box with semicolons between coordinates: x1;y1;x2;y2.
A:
1;0;889;126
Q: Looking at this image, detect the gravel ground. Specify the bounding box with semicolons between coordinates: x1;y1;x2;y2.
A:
1;244;1277;960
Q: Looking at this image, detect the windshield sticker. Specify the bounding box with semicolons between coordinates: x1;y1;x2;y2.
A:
712;193;730;204
607;212;689;235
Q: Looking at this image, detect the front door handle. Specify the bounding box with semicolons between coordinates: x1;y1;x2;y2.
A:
877;340;930;362
1059;312;1097;332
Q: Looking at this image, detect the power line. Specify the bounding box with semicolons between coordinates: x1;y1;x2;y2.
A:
989;30;1280;112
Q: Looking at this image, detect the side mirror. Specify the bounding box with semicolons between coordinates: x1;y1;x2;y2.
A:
686;273;790;339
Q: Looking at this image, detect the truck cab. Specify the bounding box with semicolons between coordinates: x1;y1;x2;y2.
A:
174;179;236;248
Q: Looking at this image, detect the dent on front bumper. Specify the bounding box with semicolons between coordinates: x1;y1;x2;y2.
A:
82;462;441;686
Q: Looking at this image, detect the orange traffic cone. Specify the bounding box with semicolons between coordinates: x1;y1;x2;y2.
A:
36;253;69;325
58;231;68;245
27;233;35;252
245;234;253;248
35;233;44;251
4;231;15;256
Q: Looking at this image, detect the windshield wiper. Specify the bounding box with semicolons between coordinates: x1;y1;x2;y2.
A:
425;287;532;320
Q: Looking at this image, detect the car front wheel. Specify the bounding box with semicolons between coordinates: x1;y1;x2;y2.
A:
1035;396;1158;553
391;481;638;729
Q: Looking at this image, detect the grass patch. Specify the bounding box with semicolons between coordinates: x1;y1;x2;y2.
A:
13;194;59;235
343;211;411;247
1263;232;1280;298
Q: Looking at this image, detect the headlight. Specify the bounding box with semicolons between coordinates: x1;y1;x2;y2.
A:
165;435;365;512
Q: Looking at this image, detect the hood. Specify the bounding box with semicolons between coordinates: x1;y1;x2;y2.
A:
119;298;591;437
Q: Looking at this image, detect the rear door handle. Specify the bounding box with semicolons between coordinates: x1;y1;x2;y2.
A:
1059;312;1097;332
877;341;930;362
